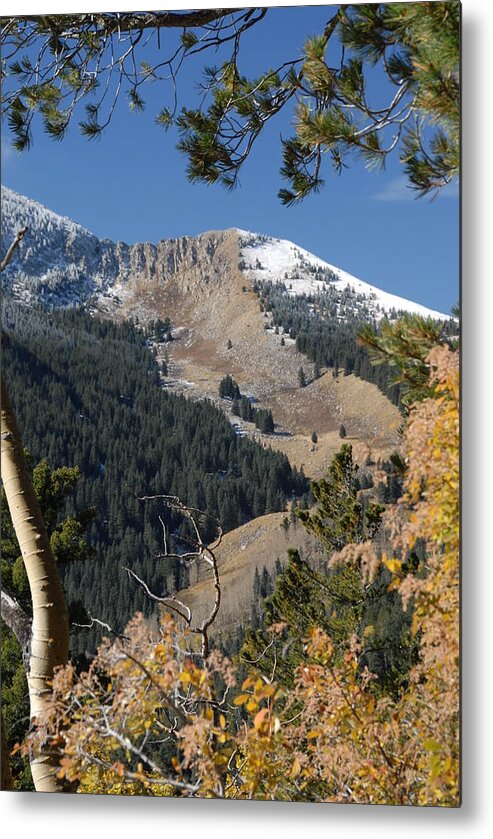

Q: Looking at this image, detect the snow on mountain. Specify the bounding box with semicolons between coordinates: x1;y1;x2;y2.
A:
0;187;143;306
237;230;450;321
1;186;450;321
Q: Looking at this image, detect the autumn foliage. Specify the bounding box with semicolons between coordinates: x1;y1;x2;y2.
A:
24;346;459;805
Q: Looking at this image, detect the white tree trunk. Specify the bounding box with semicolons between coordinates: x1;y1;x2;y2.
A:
1;378;69;792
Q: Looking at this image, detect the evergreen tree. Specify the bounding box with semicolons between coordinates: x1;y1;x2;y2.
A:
255;408;275;434
3;6;458;200
296;445;383;553
219;375;240;400
242;445;417;695
359;314;458;407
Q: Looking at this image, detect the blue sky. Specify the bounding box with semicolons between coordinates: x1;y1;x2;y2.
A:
1;3;459;314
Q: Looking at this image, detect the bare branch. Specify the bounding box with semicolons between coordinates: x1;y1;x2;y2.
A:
124;566;191;624
1;226;28;272
128;492;224;659
96;719;201;795
0;588;31;667
72;612;129;642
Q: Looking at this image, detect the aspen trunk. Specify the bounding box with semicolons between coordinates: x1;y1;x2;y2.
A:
1;378;69;792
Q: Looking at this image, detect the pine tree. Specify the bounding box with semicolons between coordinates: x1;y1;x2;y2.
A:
358;314;457;407
242;445;417;694
219;375;240;400
296;444;383;553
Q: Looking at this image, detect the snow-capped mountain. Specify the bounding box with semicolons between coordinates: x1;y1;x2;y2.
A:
238;230;449;321
1;187;155;306
1;186;450;320
1;187;236;309
2;186;115;303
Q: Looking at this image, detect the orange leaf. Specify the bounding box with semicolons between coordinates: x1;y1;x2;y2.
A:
254;708;268;729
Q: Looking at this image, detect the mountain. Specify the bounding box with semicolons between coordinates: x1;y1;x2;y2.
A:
1;186;122;305
237;230;449;321
3;183;454;472
1;186;432;654
3;185;456;477
1;186;449;320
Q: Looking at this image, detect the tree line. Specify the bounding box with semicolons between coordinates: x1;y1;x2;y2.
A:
255;279;457;406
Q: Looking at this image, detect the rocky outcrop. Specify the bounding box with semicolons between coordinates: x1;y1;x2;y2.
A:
1;187;235;308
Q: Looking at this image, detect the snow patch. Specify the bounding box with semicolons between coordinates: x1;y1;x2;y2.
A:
238;231;450;321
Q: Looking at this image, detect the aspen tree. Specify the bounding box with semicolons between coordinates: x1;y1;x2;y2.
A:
1;231;69;791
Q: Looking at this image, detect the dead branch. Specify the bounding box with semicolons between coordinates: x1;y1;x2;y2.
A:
128;492;224;659
0;588;32;668
1;226;28;272
72;612;129;642
124;567;191;625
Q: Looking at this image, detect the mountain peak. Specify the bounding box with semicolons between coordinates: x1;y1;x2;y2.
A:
236;230;449;321
1;186;450;320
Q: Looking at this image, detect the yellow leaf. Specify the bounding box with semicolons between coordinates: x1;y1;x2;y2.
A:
424;739;442;753
254;708;268;729
384;558;402;575
291;757;301;777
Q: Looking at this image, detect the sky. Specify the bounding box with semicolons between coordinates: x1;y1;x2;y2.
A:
1;2;459;315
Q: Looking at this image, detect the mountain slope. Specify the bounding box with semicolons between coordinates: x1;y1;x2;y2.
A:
1;185;416;470
1;187;123;305
238;230;449;321
2;185;449;320
179;512;325;639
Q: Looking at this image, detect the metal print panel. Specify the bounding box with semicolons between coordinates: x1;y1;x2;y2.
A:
1;1;460;806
